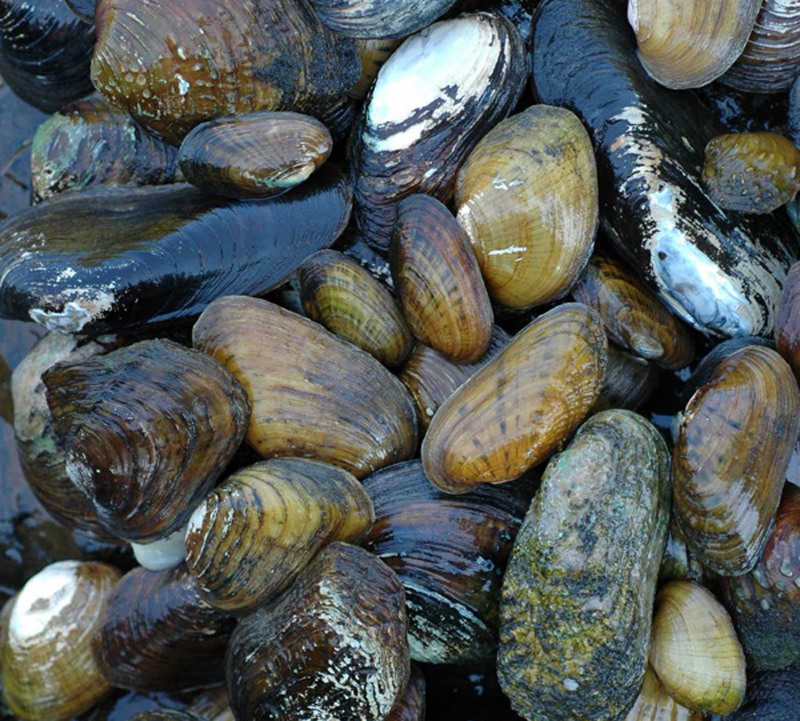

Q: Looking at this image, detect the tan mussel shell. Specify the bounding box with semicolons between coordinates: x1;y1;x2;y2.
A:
649;580;746;715
192;295;418;478
455;104;598;310
297;248;414;369
623;664;705;721
421;302;607;494
628;0;762;89
185;458;375;614
391;194;494;364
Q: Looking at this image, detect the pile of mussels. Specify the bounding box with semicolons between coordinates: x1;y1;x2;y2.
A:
1;0;800;719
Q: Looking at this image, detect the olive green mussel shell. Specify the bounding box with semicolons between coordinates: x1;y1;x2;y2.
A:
43;338;251;543
497;409;671;721
192;295;418;479
391;194;494;364
572;253;695;370
184;458;375;614
455;104;598;310
178;111;333;199
226;542;410;721
298;248;414;369
672;344;800;576
421;302;607;494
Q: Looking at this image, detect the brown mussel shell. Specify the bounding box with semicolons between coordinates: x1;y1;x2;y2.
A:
390;194;494;364
177;111;333;199
498;409;671;721
775;259;800;379
308;0;457;39
192;295;418;479
572;252;695;370
43;338;250;543
184;458;375;614
701;131;800;214
92;563;236;692
455;104;598;310
226;542;410;721
591;342;663;414
297;248;414;369
90;0;360;144
421;302;607;494
672;344;800;575
362;460;533;664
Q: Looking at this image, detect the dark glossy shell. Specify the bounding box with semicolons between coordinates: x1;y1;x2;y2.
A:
0;0;95;112
390;194;494;364
349;12;526;251
421;302;607;494
43;338;250;543
64;0;96;23
30;95;179;203
185;458;374;614
0;165;351;334
308;0;457;38
362;460;533;664
90;0;359;144
226;542;410;721
192;295;418;479
178;111;332;199
572;253;695;370
497;409;671;721
297;248;414;369
702;131;800;214
591;342;663;414
532;0;800;337
719;484;800;671
672;344;800;575
92;564;236;692
776;261;800;380
725;662;800;721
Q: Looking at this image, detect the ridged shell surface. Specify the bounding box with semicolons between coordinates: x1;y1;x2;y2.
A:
185;458;375;614
308;0;457;39
497;409;671;721
775;260;800;379
192;295;418;479
623;664;705;721
421;302;607;494
455;104;598;310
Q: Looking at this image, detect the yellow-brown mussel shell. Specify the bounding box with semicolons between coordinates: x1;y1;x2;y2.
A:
649;580;746;715
184;458;374;614
421;302;607;494
672;344;800;576
192;295;418;478
455;104;598;310
623;664;705;721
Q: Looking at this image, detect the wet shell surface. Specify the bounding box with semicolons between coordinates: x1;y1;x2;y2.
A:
297;248;414;369
455;104;598;310
192;295;418;479
672;344;800;575
497;409;671;721
42;338;251;543
349;12;526;250
649;580;746;715
627;0;762;89
390;194;494;364
776;260;800;379
0;165;351;334
226;542;410;721
184;458;375;614
90;0;360;143
592;342;663;413
177;111;333;199
0;560;121;721
307;0;457;39
421;302;607;494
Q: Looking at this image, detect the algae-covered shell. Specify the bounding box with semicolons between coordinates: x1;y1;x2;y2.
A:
421;302;607;494
497;409;671;721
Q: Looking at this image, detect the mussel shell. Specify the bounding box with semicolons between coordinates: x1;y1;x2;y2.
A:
362;459;533;664
672;344;800;575
92;564;236;692
623;664;705;721
43;338;251;543
497;409;671;721
591;342;663;413
0;164;351;334
390;194;494;364
226;542;410;721
192;295;418;479
421;302;607;494
724;661;800;721
178;111;333;199
184;458;375;614
308;0;457;39
776;261;800;379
